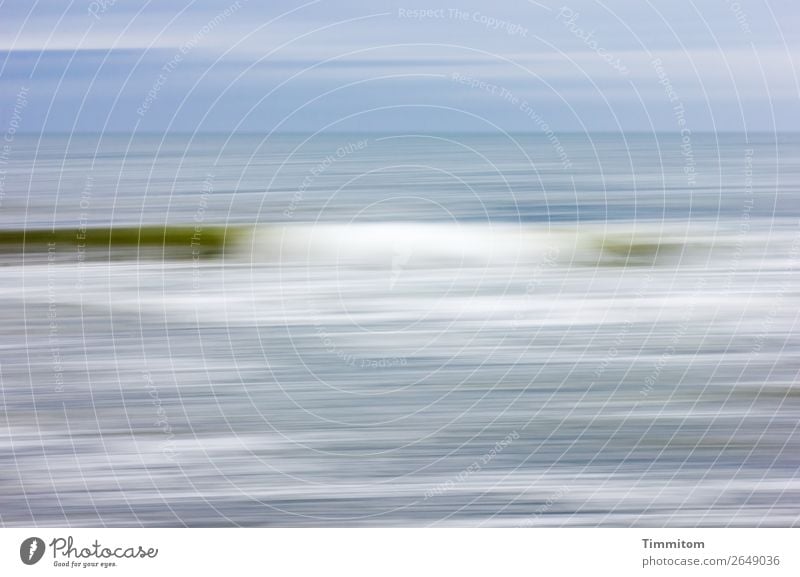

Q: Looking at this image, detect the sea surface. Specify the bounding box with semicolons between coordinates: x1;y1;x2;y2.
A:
1;132;799;526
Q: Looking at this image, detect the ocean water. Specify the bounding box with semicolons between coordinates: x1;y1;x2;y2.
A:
1;132;799;526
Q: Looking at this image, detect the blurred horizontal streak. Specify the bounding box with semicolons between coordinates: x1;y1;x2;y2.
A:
1;133;799;526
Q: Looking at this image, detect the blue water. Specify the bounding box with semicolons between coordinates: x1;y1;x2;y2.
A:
4;132;797;227
1;133;799;526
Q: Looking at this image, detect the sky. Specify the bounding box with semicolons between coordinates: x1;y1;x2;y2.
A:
1;0;798;133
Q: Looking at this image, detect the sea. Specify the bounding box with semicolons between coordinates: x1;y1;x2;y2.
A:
1;132;799;526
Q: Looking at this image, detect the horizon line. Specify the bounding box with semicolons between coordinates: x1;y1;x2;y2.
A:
9;130;800;136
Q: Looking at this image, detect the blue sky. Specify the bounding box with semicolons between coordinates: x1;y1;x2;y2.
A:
1;0;798;132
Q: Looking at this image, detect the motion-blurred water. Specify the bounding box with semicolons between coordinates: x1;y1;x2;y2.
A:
1;133;799;526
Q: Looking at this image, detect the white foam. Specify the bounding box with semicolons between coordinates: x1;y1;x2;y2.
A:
246;221;755;268
250;222;553;267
